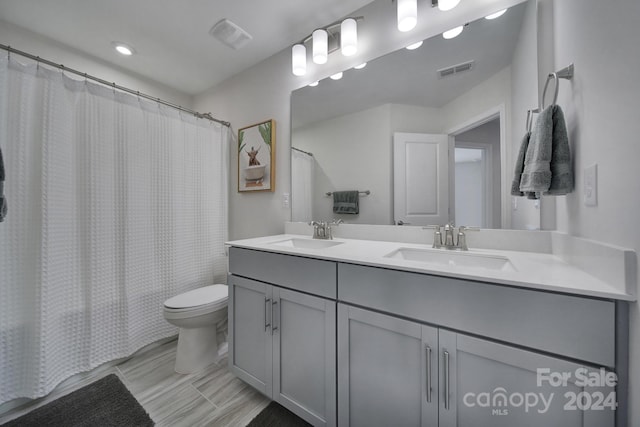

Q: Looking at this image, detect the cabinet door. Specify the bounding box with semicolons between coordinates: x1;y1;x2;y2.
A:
338;304;438;427
228;275;273;396
439;330;616;427
273;287;336;427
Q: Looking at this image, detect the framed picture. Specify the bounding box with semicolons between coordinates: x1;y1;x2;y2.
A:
238;119;275;192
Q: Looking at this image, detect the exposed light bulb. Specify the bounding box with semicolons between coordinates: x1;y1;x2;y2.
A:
438;0;460;11
397;0;417;32
312;29;328;64
406;41;423;50
308;81;319;87
485;9;507;20
341;18;358;56
330;72;343;80
443;26;464;39
291;44;307;76
354;63;367;70
112;42;135;56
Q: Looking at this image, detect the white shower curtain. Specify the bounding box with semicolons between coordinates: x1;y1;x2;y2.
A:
291;149;314;222
0;56;229;404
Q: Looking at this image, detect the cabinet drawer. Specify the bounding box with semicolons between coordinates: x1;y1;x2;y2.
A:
229;247;337;299
338;263;616;367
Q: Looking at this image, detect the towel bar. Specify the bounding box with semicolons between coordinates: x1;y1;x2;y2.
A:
325;190;370;197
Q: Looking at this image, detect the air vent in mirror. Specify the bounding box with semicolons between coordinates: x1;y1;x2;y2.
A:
437;60;475;78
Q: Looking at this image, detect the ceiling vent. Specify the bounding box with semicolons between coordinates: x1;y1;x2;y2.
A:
209;19;253;50
437;60;475;78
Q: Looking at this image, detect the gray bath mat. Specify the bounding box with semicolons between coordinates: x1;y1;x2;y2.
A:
247;401;312;427
2;374;154;426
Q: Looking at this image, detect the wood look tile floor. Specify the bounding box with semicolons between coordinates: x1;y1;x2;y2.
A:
0;339;270;427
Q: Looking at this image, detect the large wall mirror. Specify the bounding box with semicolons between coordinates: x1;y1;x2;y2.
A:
291;0;541;229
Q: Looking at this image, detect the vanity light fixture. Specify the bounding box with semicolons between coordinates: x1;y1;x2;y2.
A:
436;0;460;12
485;9;507;20
397;0;418;32
312;29;329;64
354;62;367;69
292;44;307;76
330;72;343;80
308;81;319;87
341;18;358;56
112;42;135;56
291;17;363;76
406;40;424;50
442;25;464;39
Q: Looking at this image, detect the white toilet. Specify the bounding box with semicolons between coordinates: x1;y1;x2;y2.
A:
163;284;228;374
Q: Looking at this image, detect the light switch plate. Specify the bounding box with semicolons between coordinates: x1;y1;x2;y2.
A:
282;192;290;208
584;164;597;206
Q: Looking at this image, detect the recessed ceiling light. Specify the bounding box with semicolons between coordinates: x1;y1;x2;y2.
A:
308;81;319;87
485;9;507;20
354;63;367;70
330;72;343;80
112;42;135;56
406;41;423;50
443;26;464;39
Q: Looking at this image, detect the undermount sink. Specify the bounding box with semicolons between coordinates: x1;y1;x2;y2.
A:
270;238;344;250
385;247;516;272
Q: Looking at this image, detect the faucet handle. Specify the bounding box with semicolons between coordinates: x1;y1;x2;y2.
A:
423;225;443;248
457;226;479;251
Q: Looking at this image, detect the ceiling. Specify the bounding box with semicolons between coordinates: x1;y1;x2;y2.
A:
292;2;527;129
0;0;375;95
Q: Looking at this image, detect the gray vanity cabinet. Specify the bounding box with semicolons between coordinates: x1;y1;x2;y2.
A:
337;304;616;427
338;304;439;427
438;330;616;427
228;248;337;427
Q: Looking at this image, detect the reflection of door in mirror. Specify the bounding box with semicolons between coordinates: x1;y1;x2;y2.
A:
453;118;501;228
393;133;449;226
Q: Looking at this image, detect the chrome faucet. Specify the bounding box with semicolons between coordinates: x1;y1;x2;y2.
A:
423;224;479;250
309;219;343;240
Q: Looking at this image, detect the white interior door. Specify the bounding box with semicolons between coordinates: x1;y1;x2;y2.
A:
393;132;449;226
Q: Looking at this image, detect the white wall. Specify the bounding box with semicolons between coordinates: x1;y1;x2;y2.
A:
0;20;192;107
293;104;393;224
540;0;640;422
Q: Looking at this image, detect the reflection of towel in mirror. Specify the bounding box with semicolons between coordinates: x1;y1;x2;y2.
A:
511;131;531;196
0;145;6;222
519;105;572;196
333;191;359;214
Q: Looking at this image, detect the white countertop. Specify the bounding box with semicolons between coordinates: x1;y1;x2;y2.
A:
226;234;636;301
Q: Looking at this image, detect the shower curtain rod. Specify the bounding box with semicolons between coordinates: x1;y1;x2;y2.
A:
0;43;231;127
291;146;313;156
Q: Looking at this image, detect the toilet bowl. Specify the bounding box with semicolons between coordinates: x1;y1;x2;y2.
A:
163;284;228;374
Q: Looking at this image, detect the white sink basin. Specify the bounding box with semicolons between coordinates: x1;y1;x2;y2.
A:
385;247;516;272
270;238;344;250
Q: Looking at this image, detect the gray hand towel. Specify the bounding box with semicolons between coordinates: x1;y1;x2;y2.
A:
519;106;554;193
511;131;531;196
0;146;6;222
519;105;572;196
544;105;573;195
333;190;359;214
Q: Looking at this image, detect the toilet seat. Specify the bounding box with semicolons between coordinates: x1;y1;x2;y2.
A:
164;285;228;318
